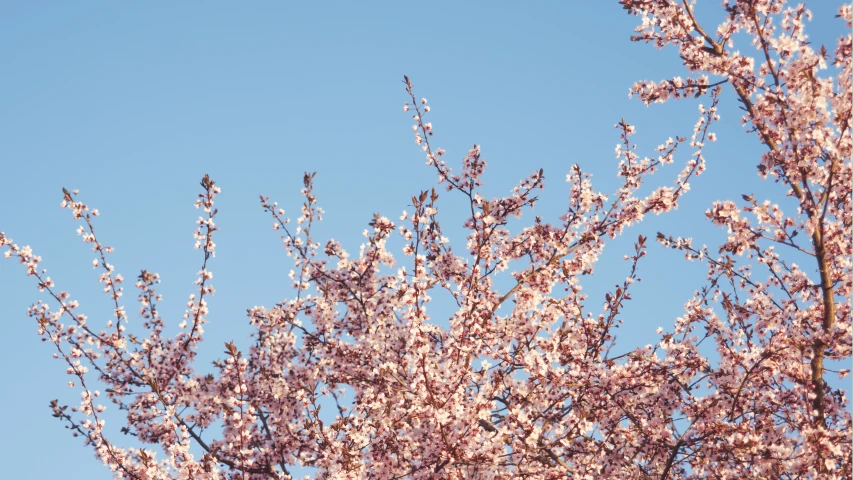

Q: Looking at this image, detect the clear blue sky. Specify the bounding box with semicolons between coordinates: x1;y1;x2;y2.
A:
0;2;845;478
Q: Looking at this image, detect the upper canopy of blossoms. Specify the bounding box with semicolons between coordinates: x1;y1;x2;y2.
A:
0;2;849;478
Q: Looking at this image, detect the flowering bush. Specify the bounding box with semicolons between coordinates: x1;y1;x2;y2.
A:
1;1;850;478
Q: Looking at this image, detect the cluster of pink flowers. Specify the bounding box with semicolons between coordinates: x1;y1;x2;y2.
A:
1;1;849;478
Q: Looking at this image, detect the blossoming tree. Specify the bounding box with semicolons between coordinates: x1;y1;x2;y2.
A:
1;1;850;478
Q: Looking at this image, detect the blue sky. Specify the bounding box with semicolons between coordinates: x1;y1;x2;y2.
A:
0;2;846;478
